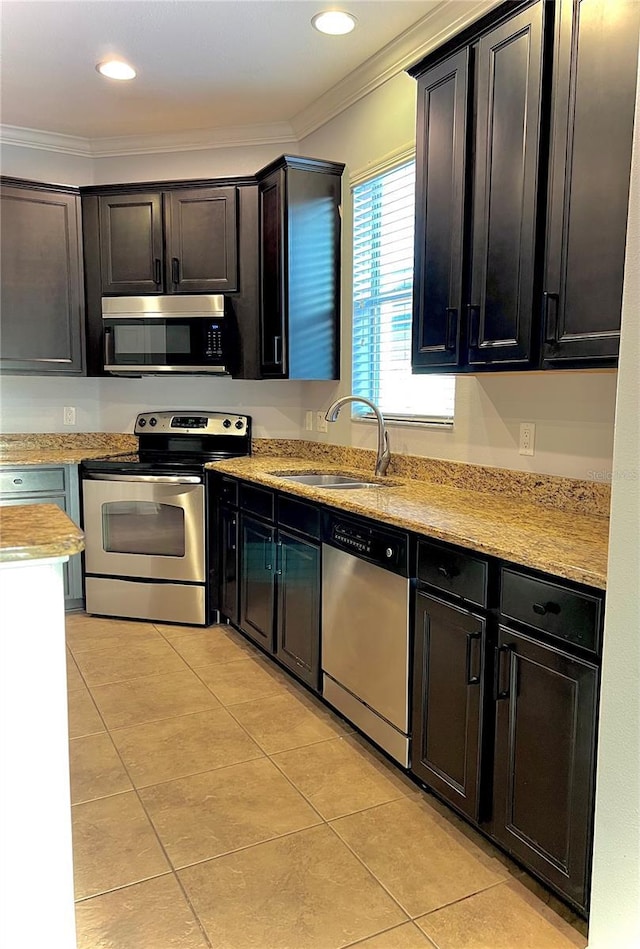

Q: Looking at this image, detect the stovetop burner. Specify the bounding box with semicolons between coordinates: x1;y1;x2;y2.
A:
81;411;252;476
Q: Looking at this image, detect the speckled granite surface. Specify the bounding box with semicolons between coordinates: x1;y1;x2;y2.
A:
0;433;137;465
212;453;610;589
253;439;611;518
0;504;85;563
0;433;610;586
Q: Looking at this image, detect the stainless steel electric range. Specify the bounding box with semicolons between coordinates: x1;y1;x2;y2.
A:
81;410;251;626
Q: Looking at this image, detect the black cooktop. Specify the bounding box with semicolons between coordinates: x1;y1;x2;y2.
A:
81;411;251;476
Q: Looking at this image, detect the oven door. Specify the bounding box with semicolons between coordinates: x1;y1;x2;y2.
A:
82;475;205;582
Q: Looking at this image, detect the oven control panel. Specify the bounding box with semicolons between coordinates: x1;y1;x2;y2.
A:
134;411;249;436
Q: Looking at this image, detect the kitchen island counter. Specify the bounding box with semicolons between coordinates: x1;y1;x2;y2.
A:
0;503;85;563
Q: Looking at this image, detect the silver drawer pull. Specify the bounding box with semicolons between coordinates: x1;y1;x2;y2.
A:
13;478;23;485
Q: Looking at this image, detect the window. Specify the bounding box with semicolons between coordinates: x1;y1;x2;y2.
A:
352;159;455;423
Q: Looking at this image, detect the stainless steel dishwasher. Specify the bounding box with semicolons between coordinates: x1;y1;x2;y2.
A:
321;512;410;766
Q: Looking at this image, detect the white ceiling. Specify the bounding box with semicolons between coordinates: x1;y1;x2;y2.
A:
0;0;452;143
1;0;500;157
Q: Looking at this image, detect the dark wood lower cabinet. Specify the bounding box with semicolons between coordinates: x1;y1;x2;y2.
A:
276;529;320;691
232;491;321;691
239;514;276;652
412;591;485;822
492;625;599;911
219;504;239;625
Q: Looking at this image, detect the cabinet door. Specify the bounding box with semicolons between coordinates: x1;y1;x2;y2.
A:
0;462;83;610
259;169;287;377
165;187;238;293
412;592;484;821
0;185;85;375
468;2;544;367
492;626;598;911
543;0;640;367
412;49;469;370
219;504;239;624
276;530;320;691
99;193;163;294
239;515;276;651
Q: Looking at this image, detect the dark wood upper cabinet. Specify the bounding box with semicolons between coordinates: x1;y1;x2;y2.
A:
0;178;85;375
410;1;545;373
412;49;469;370
543;0;640;367
410;0;639;374
468;2;544;368
99;193;163;294
257;155;344;380
97;185;238;295
164;187;238;292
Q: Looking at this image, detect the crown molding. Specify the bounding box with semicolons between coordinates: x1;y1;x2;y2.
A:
0;121;299;159
0;125;92;157
87;122;298;158
291;0;501;140
0;0;500;160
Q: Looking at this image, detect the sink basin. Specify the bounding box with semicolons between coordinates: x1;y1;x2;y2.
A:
271;472;393;490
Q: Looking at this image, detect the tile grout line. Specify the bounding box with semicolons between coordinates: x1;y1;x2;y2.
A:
69;617;418;945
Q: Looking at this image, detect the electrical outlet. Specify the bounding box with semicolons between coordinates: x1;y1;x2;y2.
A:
63;406;76;426
519;421;535;456
316;411;328;433
304;410;314;432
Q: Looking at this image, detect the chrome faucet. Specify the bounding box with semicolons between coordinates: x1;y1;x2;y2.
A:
325;396;391;476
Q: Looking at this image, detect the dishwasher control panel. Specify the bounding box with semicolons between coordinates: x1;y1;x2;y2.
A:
328;517;408;574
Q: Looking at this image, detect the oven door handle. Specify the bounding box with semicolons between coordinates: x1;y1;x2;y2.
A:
83;473;203;485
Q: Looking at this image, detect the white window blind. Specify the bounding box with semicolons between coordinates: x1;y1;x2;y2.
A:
352;160;455;423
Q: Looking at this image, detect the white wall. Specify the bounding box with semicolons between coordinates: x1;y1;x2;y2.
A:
0;374;313;440
91;142;286;184
588;54;640;949
0;141;93;185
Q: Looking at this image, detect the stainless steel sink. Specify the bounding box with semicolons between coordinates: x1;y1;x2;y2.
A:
271;472;393;489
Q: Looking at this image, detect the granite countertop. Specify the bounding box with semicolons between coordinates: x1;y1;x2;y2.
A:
0;504;85;564
0;433;137;466
210;454;610;590
0;433;610;588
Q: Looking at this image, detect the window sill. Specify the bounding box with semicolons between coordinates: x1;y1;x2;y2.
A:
352;413;454;431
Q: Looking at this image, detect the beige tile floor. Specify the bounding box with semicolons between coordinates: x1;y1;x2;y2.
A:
66;612;589;949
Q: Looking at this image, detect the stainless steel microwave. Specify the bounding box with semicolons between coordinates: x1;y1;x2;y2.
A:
102;295;230;375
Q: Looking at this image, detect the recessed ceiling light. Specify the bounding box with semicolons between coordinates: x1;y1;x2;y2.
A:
96;60;136;81
311;11;357;35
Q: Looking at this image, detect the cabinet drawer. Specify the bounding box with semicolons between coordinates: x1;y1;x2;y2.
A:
219;477;238;506
0;467;66;496
239;483;275;522
277;495;321;540
500;568;603;655
417;539;488;607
